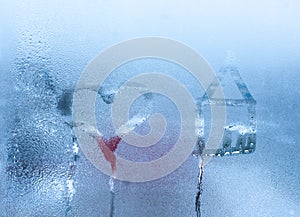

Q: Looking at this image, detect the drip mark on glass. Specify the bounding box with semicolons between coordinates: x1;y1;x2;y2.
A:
195;159;204;217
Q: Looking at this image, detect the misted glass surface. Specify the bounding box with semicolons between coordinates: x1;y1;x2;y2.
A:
0;1;299;217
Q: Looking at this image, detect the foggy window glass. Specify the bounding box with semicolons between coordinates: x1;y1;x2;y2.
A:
0;1;299;217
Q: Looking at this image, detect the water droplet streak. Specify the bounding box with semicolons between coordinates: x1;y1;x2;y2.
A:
195;158;204;217
109;176;116;217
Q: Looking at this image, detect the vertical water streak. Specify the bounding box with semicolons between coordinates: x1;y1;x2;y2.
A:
64;124;79;216
109;176;116;217
195;158;204;217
